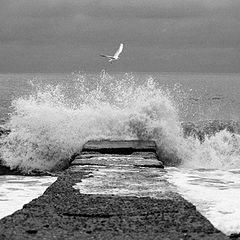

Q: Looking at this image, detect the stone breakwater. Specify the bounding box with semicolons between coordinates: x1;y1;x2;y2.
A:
0;140;228;240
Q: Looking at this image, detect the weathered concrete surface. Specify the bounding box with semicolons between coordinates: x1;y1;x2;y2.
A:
72;156;163;168
82;140;157;154
72;140;162;168
72;153;163;168
0;140;229;239
0;170;228;240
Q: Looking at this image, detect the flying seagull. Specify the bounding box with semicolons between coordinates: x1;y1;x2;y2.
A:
100;43;124;62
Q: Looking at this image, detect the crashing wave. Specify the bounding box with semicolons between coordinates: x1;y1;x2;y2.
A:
0;72;240;173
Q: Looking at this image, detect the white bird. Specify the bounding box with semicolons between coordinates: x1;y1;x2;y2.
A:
100;43;124;62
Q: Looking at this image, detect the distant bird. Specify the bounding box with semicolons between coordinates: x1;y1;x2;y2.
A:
100;43;124;62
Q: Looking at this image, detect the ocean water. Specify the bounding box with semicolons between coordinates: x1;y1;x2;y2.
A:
0;175;57;218
166;168;240;235
0;71;240;235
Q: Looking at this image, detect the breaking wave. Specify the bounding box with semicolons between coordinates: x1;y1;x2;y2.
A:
0;71;240;172
182;120;240;169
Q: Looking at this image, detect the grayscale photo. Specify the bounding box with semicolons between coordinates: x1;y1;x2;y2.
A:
0;1;240;239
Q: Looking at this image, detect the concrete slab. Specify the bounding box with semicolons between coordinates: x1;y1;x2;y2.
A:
72;151;163;168
0;140;228;239
0;170;228;240
82;140;157;154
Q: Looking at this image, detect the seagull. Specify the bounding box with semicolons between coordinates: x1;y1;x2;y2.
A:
100;43;124;62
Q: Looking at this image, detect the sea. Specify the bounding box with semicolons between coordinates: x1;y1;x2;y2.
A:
0;71;240;235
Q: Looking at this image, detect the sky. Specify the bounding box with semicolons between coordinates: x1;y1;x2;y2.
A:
1;0;240;73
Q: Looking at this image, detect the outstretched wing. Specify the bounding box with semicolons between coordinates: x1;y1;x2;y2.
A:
100;54;112;58
113;43;123;58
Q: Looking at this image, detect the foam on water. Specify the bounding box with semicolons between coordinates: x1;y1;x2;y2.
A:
166;167;240;235
1;71;240;172
183;130;240;169
0;175;57;218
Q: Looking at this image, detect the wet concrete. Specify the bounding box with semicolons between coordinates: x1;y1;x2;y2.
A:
82;140;157;155
0;140;229;239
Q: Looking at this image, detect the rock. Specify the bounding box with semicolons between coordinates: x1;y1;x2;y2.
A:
73;140;163;168
229;233;240;239
72;154;163;168
26;229;38;234
0;164;20;175
0;126;10;137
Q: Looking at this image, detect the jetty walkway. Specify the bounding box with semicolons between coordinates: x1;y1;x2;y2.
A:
0;140;228;239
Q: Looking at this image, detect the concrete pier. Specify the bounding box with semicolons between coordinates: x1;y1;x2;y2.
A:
0;140;228;239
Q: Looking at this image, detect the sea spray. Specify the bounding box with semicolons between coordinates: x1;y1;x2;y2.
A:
0;72;185;172
1;72;240;172
182;128;240;169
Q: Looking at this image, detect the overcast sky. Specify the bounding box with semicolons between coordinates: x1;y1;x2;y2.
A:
1;0;240;73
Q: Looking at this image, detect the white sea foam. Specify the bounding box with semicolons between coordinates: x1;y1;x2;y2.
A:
0;175;56;219
1;72;240;172
182;130;240;169
167;168;240;235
